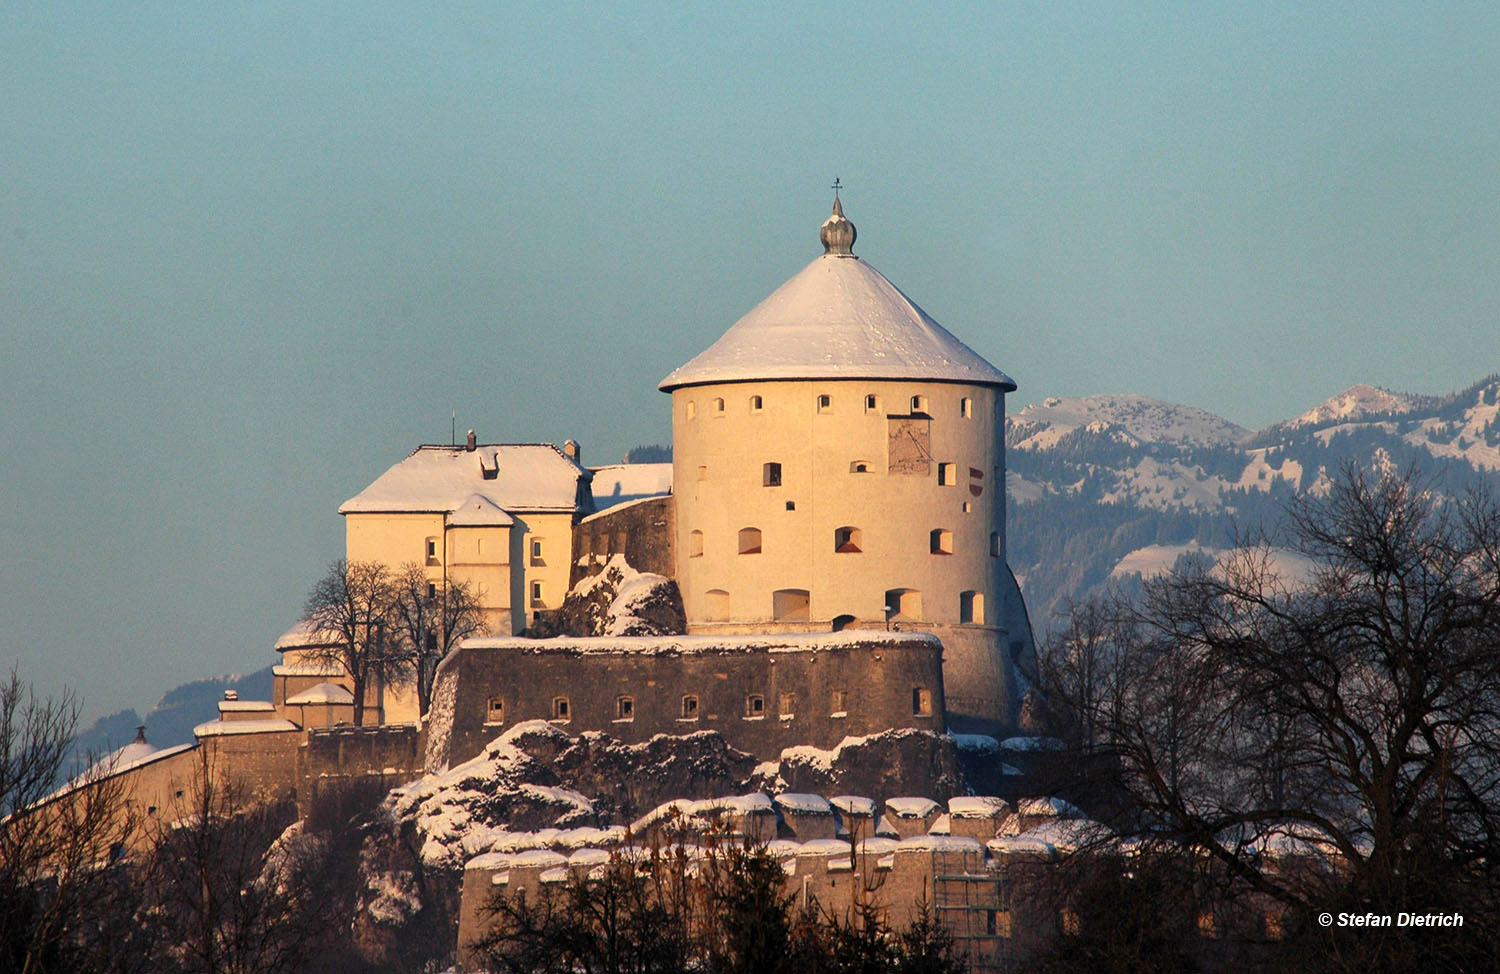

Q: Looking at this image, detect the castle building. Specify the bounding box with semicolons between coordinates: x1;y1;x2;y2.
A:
659;199;1033;733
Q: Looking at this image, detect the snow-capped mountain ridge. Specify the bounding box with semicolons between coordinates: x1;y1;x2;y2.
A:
1006;375;1500;637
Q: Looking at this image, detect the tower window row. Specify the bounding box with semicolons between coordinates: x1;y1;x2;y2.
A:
696;587;986;625
688;527;998;558
685;393;975;418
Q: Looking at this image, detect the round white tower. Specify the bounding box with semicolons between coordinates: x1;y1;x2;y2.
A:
659;199;1030;733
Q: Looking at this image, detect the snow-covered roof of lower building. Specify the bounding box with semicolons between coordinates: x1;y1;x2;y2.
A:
885;796;940;819
949;796;1009;819
587;463;672;513
274;619;342;651
285;682;355;706
339;443;588;515
660;251;1015;392
193;718;300;738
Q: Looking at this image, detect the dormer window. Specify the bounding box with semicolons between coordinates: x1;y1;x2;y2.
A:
480;452;499;480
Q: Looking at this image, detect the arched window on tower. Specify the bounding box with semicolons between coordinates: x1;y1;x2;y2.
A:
834;526;862;553
960;590;984;624
689;530;704;557
884;588;922;623
773;589;810;622
705;589;730;621
930;529;953;555
738;528;762;554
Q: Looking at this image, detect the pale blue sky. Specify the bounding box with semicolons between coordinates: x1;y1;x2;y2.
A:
3;3;1497;721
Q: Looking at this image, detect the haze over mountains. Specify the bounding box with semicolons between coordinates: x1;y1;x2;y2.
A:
74;375;1500;759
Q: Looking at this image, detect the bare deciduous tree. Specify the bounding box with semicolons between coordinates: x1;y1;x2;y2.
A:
388;563;485;716
1041;465;1500;965
302;560;406;726
139;759;337;974
0;669;137;973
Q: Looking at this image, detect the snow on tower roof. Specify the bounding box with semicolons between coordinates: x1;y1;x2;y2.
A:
339;443;588;516
659;203;1015;392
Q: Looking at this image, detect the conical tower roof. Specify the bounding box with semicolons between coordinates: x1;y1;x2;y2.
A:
660;201;1015;392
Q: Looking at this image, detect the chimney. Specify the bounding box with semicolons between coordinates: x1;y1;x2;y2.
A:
223;689;239;701
133;725;147;744
563;439;581;463
466;429;477;452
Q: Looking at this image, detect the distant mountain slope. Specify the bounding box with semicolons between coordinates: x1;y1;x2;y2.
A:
1007;375;1500;635
70;666;274;771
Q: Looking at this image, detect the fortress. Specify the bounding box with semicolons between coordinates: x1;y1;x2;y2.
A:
57;196;1038;845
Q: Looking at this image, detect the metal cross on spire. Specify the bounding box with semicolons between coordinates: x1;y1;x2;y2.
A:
831;176;843;200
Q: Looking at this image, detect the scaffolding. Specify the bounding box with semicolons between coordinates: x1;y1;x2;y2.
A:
930;847;1010;974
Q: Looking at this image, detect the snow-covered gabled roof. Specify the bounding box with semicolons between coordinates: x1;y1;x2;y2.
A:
447;493;514;527
339;444;589;516
659;245;1015;392
274;619;342;650
285;682;355;706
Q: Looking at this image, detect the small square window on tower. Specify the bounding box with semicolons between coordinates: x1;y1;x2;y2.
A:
938;462;957;486
865;394;878;412
817;393;832;412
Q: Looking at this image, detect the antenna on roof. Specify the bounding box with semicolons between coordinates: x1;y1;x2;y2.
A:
451;411;456;446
